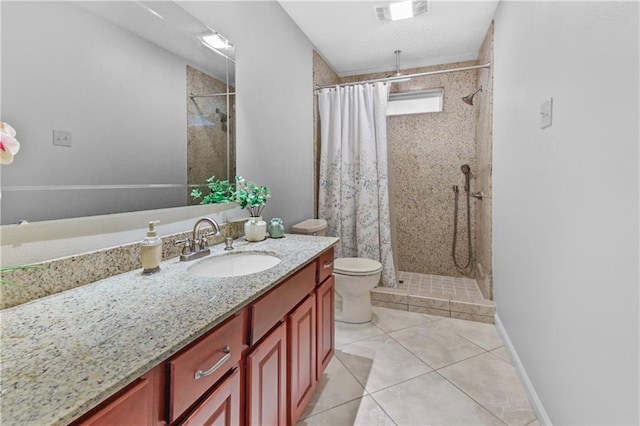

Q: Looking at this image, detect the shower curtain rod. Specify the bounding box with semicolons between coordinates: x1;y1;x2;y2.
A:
315;62;491;91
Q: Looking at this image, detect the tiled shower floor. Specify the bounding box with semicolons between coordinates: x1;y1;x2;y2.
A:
370;271;496;323
398;271;484;301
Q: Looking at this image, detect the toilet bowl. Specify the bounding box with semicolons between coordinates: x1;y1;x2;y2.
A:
290;219;383;324
334;257;382;324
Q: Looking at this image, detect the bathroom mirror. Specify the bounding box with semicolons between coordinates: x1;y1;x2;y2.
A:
0;1;235;225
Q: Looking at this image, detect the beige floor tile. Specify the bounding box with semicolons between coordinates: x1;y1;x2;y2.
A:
525;419;540;426
297;395;395;426
439;352;536;426
389;322;485;369
335;334;432;393
490;346;512;364
370;306;431;332
300;357;367;419
372;372;504;425
335;320;384;347
437;317;504;350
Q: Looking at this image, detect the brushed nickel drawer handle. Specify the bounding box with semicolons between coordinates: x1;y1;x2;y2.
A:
323;261;333;269
194;346;231;380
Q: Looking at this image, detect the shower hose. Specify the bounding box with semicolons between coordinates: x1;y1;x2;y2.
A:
452;185;472;271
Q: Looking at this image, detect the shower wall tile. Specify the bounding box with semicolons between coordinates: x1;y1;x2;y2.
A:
356;61;480;278
474;23;494;300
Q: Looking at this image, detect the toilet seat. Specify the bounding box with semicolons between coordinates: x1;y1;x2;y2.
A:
334;258;383;276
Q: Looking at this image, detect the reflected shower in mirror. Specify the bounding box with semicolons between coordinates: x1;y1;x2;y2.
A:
0;1;235;224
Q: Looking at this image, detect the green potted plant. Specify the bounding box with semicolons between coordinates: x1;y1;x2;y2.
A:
233;176;270;241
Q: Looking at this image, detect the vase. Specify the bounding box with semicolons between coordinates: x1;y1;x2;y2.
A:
244;216;267;242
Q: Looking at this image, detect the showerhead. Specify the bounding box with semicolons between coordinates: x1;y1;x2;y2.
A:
462;86;483;106
461;164;471;174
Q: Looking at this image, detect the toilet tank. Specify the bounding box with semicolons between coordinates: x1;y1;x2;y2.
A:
291;219;327;236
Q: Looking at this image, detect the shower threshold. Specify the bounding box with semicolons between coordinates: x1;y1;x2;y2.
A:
370;271;495;323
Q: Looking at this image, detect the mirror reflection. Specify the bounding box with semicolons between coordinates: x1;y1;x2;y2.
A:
0;1;235;225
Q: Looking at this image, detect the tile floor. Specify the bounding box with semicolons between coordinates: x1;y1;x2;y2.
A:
298;306;538;426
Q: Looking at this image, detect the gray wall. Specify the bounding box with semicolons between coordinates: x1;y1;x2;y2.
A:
493;2;639;424
1;2;188;224
179;1;315;230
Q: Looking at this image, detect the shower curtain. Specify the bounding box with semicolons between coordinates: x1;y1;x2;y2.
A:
317;82;396;288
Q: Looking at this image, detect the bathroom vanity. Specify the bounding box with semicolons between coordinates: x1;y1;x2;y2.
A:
0;235;337;425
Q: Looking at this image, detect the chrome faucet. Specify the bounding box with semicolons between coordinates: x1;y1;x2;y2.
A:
174;217;221;261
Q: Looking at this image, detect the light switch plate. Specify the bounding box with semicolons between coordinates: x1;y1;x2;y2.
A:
540;98;553;129
53;129;72;147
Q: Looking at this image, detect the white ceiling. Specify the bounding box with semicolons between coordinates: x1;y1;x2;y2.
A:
279;0;499;76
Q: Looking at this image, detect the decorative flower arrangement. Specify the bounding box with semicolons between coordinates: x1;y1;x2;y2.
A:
232;176;270;217
190;175;271;218
0;122;21;165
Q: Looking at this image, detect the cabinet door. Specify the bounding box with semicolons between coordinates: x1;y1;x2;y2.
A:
247;321;287;426
288;294;317;425
180;368;241;426
316;276;335;379
77;374;154;426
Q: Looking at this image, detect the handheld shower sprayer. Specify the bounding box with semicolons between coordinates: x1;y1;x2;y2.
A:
461;164;471;192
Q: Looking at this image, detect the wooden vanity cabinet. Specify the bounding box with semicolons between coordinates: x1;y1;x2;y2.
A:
74;247;336;426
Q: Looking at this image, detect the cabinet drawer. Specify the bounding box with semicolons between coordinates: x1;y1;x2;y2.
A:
77;376;153;426
316;247;334;284
250;262;315;346
180;368;241;426
168;312;245;423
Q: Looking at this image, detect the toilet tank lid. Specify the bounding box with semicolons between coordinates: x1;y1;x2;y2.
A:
291;219;327;233
334;257;383;274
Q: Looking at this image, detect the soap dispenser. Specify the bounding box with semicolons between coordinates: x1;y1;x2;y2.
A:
141;221;162;274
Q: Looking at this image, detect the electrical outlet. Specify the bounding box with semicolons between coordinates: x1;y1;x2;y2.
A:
53;130;72;147
540;98;553;129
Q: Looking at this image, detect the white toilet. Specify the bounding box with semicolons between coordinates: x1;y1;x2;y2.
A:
291;219;383;324
333;257;382;323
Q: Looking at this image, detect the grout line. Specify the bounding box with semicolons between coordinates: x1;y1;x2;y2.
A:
434;367;510;426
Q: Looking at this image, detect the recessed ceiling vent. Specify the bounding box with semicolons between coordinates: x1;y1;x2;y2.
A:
375;0;429;21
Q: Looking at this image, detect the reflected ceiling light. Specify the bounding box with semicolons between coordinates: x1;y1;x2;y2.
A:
202;33;228;49
389;1;413;21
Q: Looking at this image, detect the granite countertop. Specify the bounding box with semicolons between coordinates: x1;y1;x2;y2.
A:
0;234;338;426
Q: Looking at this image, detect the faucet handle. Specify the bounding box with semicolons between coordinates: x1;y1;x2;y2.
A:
174;238;192;255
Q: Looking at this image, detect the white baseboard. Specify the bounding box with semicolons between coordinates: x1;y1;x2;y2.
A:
494;313;553;426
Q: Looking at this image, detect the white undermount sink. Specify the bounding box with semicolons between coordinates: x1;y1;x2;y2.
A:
188;252;281;278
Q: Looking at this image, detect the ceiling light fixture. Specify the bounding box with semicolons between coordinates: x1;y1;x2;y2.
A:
375;0;429;22
202;33;229;50
389;0;413;20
